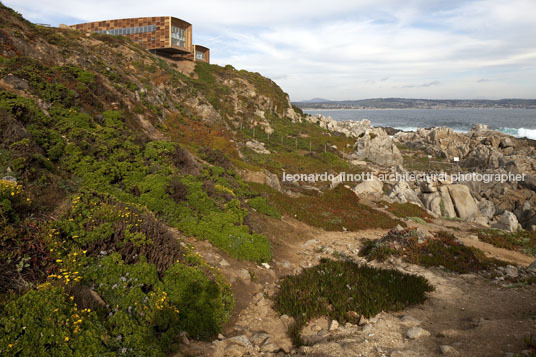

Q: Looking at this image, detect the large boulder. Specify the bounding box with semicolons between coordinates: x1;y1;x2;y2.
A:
387;181;423;207
353;179;383;196
478;199;496;219
239;169;281;192
245;140;270;155
438;186;457;218
421;192;442;216
492;211;520;232
352;128;403;166
447;184;480;220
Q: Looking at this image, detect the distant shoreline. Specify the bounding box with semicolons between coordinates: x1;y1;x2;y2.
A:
301;107;536;111
294;98;536;110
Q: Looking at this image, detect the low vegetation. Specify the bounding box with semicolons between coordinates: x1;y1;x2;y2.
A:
249;184;404;231
475;229;536;257
384;201;433;221
0;189;234;355
360;230;505;274
274;258;433;345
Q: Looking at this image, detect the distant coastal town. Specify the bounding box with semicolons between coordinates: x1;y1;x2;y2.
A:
293;98;536;110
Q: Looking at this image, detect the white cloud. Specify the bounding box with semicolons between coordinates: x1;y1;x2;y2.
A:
5;0;536;100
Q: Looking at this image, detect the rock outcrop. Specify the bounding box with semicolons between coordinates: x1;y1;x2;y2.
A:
352;128;403;166
447;184;480;220
353;179;383;196
492;211;520;232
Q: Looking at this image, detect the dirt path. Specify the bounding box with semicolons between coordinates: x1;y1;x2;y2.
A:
173;215;536;357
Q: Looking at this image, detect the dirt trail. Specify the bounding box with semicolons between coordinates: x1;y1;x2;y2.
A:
174;215;536;357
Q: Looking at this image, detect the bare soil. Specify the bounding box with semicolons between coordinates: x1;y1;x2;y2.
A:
173;212;536;357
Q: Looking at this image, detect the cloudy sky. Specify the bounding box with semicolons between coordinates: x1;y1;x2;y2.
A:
5;0;536;101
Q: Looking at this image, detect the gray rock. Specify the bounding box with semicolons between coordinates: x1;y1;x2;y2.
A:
250;332;270;346
406;327;431;339
472;216;490;227
421;192;442;216
352;128;403;166
391;350;420;357
227;335;253;349
311;324;322;332
437;329;461;338
388;181;423;207
303;239;319;248
529;260;536;271
414;228;433;243
361;324;373;333
479;199;496;219
219;259;230;267
421;181;438;193
261;342;279;353
264;171;281;191
224;344;246;357
357;314;368;325
448;184;480;220
400;315;421;326
236;269;251;284
328;319;339;331
245;140;270;154
438;186;457;218
504;265;519;278
353;179;383;196
440;345;459;355
317;329;329;337
492;211;520;232
394;224;405;232
2;74;29;91
1;176;17;183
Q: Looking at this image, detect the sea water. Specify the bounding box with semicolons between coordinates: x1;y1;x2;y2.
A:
304;108;536;140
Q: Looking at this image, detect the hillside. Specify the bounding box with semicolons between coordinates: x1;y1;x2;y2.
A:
1;4;536;357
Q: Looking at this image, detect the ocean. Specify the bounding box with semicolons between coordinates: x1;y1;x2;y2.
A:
304;108;536;140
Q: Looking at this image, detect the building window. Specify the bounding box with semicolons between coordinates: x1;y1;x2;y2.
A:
171;26;186;48
96;24;156;36
196;51;204;60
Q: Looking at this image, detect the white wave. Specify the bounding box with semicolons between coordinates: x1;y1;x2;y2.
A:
499;128;536;140
518;128;536;140
392;126;419;132
392;126;468;133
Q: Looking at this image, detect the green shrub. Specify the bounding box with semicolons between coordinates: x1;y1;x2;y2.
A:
274;259;433;345
359;239;396;262
159;262;233;339
81;253;181;355
360;230;505;274
247;196;281;219
0;285;109;356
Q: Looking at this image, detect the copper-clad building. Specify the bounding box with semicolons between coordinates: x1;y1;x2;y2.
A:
70;16;209;63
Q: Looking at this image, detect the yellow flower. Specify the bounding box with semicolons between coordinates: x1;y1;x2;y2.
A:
64;336;69;342
8;344;13;348
11;192;15;196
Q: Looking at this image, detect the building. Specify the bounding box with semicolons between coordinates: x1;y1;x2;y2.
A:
194;45;210;63
69;16;209;63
